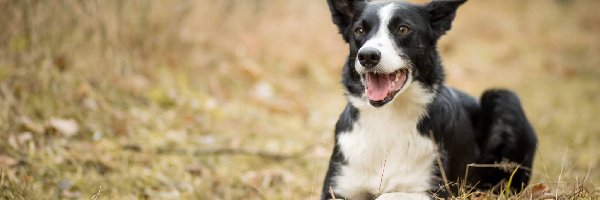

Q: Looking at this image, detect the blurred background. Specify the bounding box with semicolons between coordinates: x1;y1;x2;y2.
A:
0;0;598;199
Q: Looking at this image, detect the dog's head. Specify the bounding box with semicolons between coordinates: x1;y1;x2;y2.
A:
328;0;465;107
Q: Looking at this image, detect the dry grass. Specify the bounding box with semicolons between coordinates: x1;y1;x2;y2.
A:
0;0;599;199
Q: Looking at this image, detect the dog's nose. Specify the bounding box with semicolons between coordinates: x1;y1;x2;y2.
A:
357;47;381;68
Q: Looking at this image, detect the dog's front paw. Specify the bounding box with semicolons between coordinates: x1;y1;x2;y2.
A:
375;192;430;200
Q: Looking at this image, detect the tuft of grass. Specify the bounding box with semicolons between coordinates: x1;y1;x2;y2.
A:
504;164;521;198
0;0;599;199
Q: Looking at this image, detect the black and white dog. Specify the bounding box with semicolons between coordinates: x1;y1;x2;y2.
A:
321;0;537;199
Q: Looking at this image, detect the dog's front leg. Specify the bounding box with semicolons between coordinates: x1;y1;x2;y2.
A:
375;192;430;200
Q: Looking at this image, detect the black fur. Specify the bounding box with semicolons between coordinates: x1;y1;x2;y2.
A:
322;0;537;199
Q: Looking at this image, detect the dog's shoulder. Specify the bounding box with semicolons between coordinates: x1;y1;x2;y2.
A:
419;86;479;132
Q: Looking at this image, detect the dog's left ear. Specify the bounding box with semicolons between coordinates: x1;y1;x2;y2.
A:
426;0;466;39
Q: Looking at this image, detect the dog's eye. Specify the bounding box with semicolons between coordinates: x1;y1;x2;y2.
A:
397;26;411;34
354;27;364;37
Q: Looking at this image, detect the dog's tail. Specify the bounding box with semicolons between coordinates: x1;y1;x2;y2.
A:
475;89;537;193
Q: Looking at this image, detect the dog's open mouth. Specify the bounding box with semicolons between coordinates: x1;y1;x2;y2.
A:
363;68;409;106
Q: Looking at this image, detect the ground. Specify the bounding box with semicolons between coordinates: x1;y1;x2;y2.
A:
0;0;599;199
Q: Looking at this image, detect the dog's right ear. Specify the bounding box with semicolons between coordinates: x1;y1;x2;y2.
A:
327;0;366;42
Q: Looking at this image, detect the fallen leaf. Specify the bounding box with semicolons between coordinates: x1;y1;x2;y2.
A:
240;169;295;188
82;97;98;111
122;144;141;152
7;135;18;149
52;54;69;71
186;165;203;176
241;171;260;185
531;183;551;200
251;81;274;101
128;74;149;90
48;118;79;137
17;132;33;144
240;58;263;80
19;116;44;134
199;135;216;145
0;155;18;167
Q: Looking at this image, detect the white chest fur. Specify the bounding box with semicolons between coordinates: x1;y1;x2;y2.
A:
335;85;437;199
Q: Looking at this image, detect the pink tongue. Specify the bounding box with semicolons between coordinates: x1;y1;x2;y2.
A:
366;73;392;101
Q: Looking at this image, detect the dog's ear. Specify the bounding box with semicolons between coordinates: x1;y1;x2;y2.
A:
426;0;466;39
327;0;366;42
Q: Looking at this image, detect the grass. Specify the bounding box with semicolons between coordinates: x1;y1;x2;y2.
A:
0;0;599;199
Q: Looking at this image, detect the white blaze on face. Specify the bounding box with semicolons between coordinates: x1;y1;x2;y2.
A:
355;4;409;74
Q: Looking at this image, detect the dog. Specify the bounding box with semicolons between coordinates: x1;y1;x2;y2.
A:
321;0;538;199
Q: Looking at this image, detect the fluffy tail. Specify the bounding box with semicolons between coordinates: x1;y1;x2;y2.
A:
476;89;537;193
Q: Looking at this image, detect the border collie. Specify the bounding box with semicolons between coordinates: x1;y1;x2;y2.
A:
321;0;538;199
